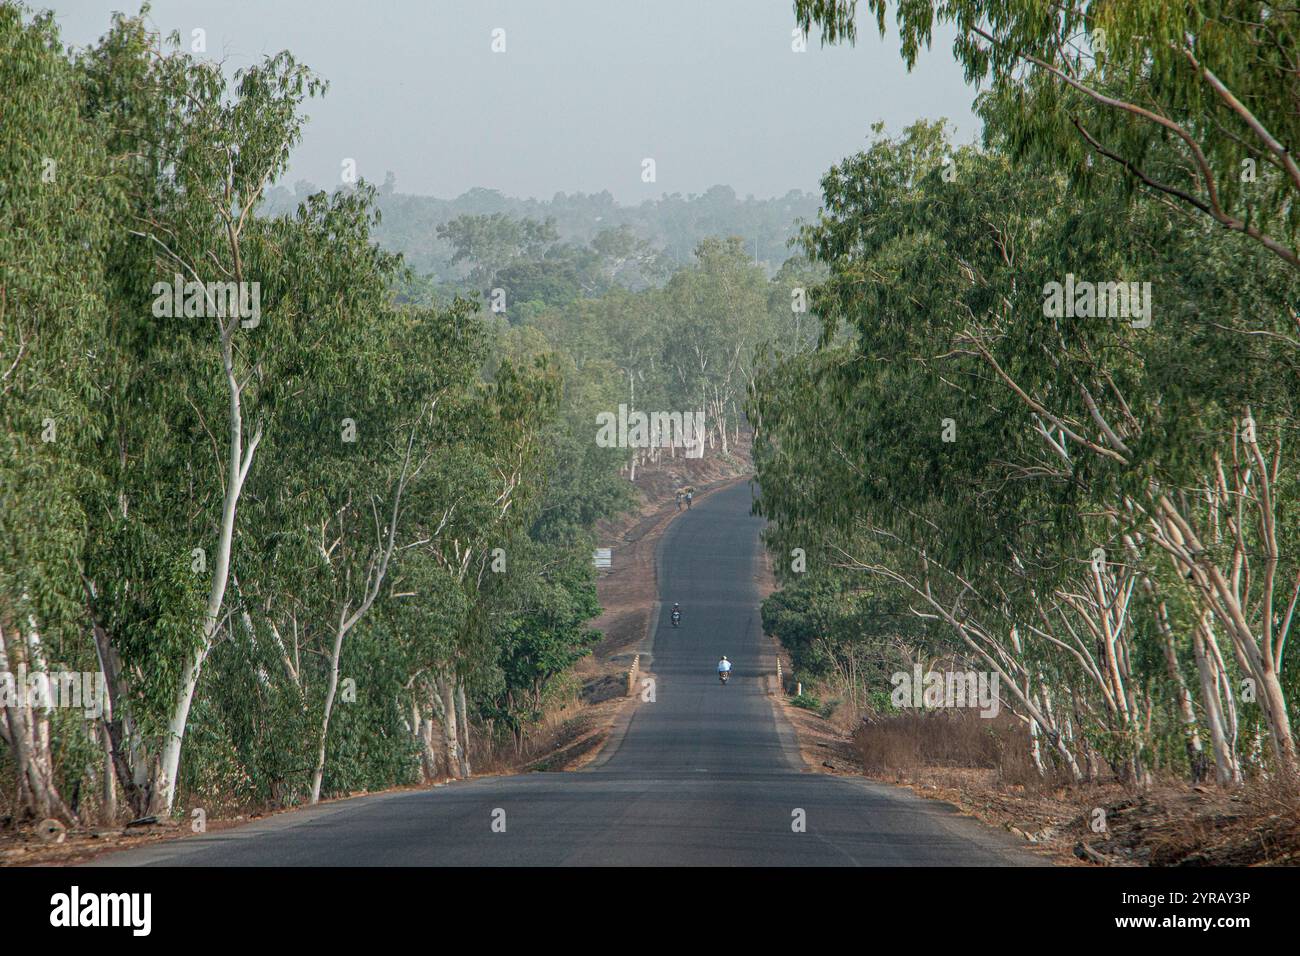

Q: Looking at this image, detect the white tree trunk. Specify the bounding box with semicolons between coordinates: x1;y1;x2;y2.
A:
0;618;75;822
436;672;461;778
456;681;472;778
310;617;348;804
156;346;259;814
1192;615;1241;785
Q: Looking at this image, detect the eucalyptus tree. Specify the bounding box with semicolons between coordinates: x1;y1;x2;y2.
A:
532;287;672;477
227;219;489;803
590;224;672;290
0;5;119;823
479;326;629;745
72;13;402;813
661;237;770;454
753;118;1300;781
437;213;560;294
391;359;559;778
303;303;481;803
496;324;633;543
764;256;829;357
795;0;1300;271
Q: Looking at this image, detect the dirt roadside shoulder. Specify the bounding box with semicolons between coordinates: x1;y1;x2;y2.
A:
769;686;1300;866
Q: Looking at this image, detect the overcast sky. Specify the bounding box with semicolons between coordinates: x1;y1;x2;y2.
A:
48;0;980;203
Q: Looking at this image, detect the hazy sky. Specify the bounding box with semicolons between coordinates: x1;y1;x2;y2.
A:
48;0;981;203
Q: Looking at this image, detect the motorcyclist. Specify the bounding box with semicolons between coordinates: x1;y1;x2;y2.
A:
717;655;731;678
670;602;681;626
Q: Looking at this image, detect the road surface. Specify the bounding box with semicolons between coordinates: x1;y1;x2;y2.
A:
91;481;1041;866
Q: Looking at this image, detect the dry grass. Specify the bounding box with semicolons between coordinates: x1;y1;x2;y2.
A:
856;710;1073;792
776;702;1300;866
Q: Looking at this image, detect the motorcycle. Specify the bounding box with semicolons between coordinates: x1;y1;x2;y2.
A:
719;670;729;684
670;610;681;628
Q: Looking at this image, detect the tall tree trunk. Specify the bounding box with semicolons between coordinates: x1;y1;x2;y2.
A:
436;672;461;779
86;599;155;817
0;618;76;822
413;695;438;782
1134;565;1207;781
1192;614;1241;785
1158;609;1206;780
157;344;261;813
456;680;472;778
99;719;117;824
1151;485;1298;776
310;615;349;804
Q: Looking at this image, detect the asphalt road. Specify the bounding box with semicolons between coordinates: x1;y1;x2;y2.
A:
92;480;1041;866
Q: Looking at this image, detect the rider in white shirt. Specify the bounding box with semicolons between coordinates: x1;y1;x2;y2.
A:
717;656;731;674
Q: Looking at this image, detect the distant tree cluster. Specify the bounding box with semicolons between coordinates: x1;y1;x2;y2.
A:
263;181;820;283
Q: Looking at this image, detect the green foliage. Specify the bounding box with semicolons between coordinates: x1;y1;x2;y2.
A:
0;4;117;655
0;3;700;818
752;114;1300;780
795;1;1300;267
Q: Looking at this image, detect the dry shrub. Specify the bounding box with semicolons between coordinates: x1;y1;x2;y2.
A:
856;709;1072;791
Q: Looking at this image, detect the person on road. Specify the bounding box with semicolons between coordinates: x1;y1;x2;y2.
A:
685;490;693;509
675;490;683;511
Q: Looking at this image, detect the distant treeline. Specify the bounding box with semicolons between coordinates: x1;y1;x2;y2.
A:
261;180;821;280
